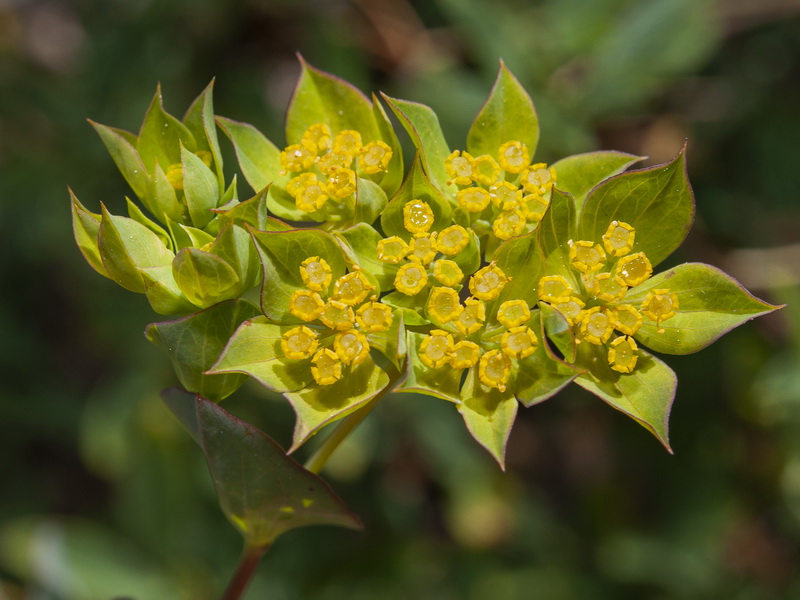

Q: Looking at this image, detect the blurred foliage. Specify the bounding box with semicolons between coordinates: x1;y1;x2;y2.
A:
0;0;798;598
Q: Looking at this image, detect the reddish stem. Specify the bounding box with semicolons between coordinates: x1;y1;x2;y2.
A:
221;544;269;600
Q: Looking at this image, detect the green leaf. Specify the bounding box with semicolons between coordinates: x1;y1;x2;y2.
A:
514;310;579;407
216;116;281;193
151;162;186;223
183;80;225;190
382;94;454;195
335;223;396;292
367;310;406;372
380;154;453;239
162;389;362;547
208;316;313;393
70;190;109;278
396;332;463;402
492;229;543;312
207;223;261;292
537;188;581;287
578;146;694;267
354;177;388;226
551;151;644;210
620;262;781;355
181;146;220;229
538;301;578;363
575;346;676;452
125;197;172;251
172;247;241;308
136;85;196;171
284;357;390;452
457;368;518;469
146;300;260;400
89;121;151;205
97;206;175;293
467;61;539;160
140;265;196;315
250;227;348;322
370;94;404;196
214;187;270;231
286;58;380;144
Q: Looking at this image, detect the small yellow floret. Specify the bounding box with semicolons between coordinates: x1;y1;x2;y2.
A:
302;123;332;153
195;150;213;167
332;271;373;306
432;260;464;287
281;325;319;360
403;199;435;234
490;181;522;210
602;221;636;257
493;209;527;240
311;348;342;385
300;256;332;292
289;290;325;322
166;163;184;190
317;151;352;174
608;336;639;374
641;289;679;324
437;225;470;256
471;154;502;187
497;141;530;174
521;193;549;223
478;350;511;392
334;329;370;365
457;187;491;212
356;301;393;333
326;167;356;199
454;297;485;335
501;326;538;359
615;252;653;287
497;299;531;328
537;275;574;302
420;330;454;368
286;173;317;197
409;233;438;265
376;236;409;264
610;304;643;336
451;340;481;369
592;272;628;302
445;150;475;186
469;264;509;301
289;173;328;213
319;299;356;330
394;263;429;296
358;141;393;174
569;240;606;274
332;130;363;156
520;163;556;195
427;287;461;324
551;296;586;326
579;306;614;345
280;140;317;173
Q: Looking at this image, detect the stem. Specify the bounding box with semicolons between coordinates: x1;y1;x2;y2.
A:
303;387;389;474
221;543;269;600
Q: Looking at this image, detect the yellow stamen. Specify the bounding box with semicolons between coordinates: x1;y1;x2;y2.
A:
326;167;356;200
609;304;643;336
403;199;435;234
493;209;527;240
195;150;213;167
332;271;373;306
579;307;614;345
489;181;522;210
521;193;549;223
289;174;328;213
436;225;470;256
300;256;332;292
289;290;325;322
280;140;317;173
454;297;485;335
641;289;679;324
520;163;556;195
409;233;438;265
450;340;481;369
551;296;585;326
420;329;454;368
356;301;393;333
569;240;606;274
497;141;530;174
457;187;491;212
333;329;370;365
537;275;574;302
311;348;342;385
608;336;638;373
319;299;356;331
427;287;461;324
445;150;476;186
332;130;363;156
432;259;464;287
501;326;539;359
358;140;393;175
497;299;531;328
614;252;653;287
281;325;319;360
478;350;511;392
592;272;628;302
166;163;183;190
602;221;636;257
469;264;509;301
317;151;352;174
471;154;502;187
302;123;332;153
394;262;428;296
377;236;410;264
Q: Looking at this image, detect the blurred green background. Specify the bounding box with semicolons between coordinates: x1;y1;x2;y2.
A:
1;0;799;598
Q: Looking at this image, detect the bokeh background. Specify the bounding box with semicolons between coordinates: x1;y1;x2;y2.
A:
1;0;799;598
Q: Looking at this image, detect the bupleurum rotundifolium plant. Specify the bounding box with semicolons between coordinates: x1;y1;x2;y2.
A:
71;58;780;594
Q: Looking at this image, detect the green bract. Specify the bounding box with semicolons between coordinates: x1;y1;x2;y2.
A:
72;58;780;477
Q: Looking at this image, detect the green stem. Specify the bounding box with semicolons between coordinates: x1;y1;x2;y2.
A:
221;543;269;600
303;387;390;474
